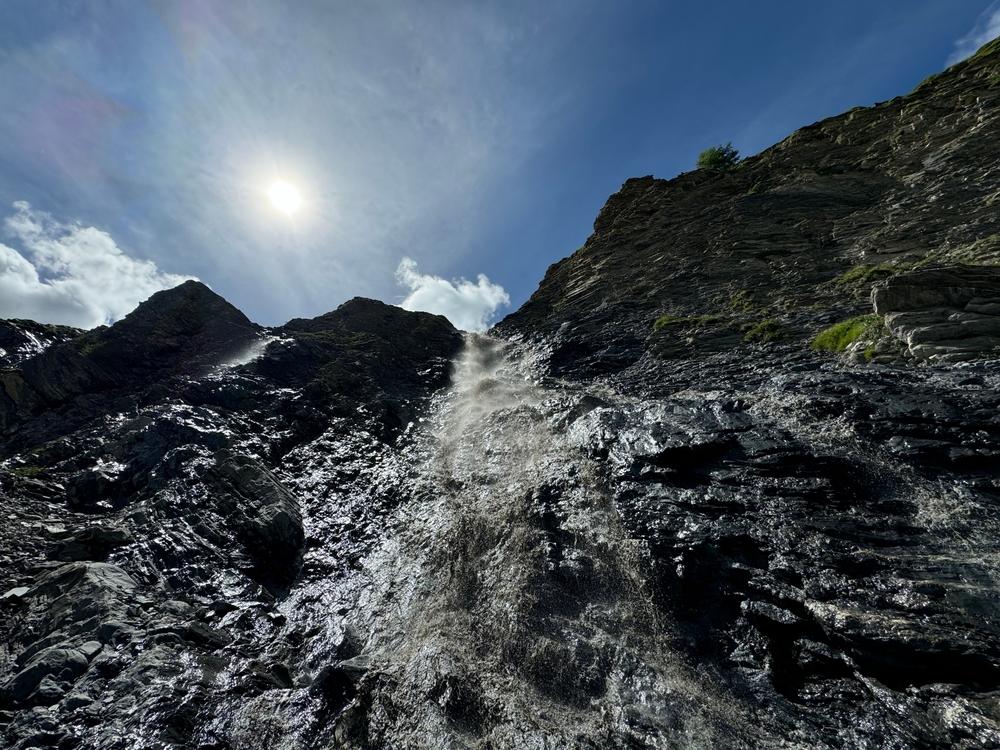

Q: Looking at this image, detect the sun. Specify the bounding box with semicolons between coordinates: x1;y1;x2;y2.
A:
267;179;303;216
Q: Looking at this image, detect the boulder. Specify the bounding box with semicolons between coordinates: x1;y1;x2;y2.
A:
209;452;305;583
5;647;89;704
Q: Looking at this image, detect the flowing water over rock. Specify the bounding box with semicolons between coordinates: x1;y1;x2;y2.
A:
317;336;758;748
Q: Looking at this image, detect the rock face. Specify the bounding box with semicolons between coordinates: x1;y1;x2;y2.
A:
495;39;1000;376
0;280;263;437
0;320;80;367
2;36;1000;750
0;286;462;748
873;265;1000;361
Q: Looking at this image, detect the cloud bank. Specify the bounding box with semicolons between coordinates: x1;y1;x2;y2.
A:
948;2;1000;65
0;202;190;328
395;257;509;332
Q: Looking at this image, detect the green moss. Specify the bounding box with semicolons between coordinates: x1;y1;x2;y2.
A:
727;290;755;312
833;263;900;287
937;234;1000;265
863;344;878;362
968;37;1000;64
9;465;43;478
811;314;881;353
742;319;784;344
652;314;721;332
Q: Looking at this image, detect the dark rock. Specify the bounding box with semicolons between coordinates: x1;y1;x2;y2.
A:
60;693;92;711
5;647;89;704
263;296;463;430
208;451;305;585
1;280;261;437
872;264;1000;313
494;44;1000;378
0;319;80;367
48;525;132;561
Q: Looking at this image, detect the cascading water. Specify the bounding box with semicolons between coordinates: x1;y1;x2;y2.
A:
338;335;758;748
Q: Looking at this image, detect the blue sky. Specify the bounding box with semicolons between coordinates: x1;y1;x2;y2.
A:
0;1;996;329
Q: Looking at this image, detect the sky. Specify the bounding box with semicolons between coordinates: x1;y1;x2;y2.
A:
0;1;997;331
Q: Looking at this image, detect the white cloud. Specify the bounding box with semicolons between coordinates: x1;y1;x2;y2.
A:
395;257;509;332
0;202;191;328
948;2;1000;65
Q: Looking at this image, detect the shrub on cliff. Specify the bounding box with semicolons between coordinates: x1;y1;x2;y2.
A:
697;143;740;171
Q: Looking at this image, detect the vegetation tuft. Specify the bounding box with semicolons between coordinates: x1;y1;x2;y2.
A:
727;289;755;312
697;143;741;172
810;314;881;353
652;314;721;332
743;319;784;344
833;263;899;287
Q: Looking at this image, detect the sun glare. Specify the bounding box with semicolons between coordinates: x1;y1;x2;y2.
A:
267;179;303;216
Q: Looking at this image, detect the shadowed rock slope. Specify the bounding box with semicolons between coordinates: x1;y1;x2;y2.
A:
496;38;1000;376
0;288;462;748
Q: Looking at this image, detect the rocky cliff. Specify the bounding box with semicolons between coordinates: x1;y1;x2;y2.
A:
2;37;1000;750
496;37;1000;375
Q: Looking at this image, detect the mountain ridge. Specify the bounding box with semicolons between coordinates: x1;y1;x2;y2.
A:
495;35;1000;377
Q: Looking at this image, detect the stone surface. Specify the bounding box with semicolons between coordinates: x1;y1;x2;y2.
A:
873;265;1000;360
0;319;80;368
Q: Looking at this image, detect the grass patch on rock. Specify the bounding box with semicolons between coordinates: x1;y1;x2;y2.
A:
810;314;881;353
727;290;755;312
742;319;785;343
652;314;721;332
833;263;899;287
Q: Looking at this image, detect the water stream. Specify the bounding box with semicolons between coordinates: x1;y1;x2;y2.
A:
344;335;754;748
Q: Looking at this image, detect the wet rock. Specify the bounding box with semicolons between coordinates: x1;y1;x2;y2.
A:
0;319;81;368
5;647;89;704
29;677;67;706
209;451;305;583
2;280;261;439
48;525;132;561
60;692;92;711
1;39;1000;749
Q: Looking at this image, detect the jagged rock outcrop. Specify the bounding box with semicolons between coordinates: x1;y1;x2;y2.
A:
0;280;262;437
0;320;80;367
0;286;462;748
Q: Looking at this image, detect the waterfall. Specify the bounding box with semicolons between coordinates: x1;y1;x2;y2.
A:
341;334;755;748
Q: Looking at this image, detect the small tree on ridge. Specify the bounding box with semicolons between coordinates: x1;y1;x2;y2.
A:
697;143;741;171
